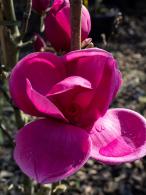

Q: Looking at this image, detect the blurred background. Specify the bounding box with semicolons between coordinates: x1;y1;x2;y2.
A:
0;0;146;194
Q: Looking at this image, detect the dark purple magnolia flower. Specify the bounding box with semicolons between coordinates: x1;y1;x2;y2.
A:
9;48;146;183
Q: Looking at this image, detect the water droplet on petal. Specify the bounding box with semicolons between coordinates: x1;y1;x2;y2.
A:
95;125;105;132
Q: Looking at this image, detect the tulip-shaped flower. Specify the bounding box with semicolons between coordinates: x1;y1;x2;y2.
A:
44;0;91;52
9;48;146;183
32;0;51;14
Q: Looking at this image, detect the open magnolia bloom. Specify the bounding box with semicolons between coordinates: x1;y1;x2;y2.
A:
9;48;146;183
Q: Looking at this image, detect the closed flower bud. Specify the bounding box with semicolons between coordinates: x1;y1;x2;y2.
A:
44;0;91;52
33;34;47;52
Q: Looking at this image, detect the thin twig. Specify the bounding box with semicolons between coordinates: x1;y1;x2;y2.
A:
13;107;24;129
0;80;24;129
0;1;8;66
21;0;32;40
17;39;33;48
23;176;33;195
2;0;20;36
69;0;82;50
0;84;11;103
0;122;14;145
106;12;123;48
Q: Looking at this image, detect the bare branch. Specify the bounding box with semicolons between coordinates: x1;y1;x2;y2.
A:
21;0;32;40
0;122;14;145
2;0;20;36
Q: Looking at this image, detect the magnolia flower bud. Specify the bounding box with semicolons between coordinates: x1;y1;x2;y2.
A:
33;34;47;51
44;0;91;52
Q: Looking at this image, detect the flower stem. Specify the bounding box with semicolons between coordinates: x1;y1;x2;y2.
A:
69;0;82;50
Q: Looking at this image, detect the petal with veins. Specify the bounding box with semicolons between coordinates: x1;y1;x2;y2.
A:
14;119;91;183
90;108;146;164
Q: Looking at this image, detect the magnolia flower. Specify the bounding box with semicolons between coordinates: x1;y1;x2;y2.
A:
44;0;91;52
9;48;146;183
32;0;51;14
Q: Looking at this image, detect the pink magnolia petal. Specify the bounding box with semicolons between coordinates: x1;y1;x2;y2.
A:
74;90;94;109
48;76;92;95
93;58;122;115
64;48;113;87
9;52;65;116
52;0;67;9
112;69;122;99
47;76;93;124
81;6;91;40
64;48;122;120
14;119;91;183
90;108;146;164
44;2;71;51
26;79;67;121
78;59;122;127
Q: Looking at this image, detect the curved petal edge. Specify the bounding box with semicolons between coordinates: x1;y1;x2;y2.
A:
14;119;91;183
90;108;146;164
26;79;67;121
